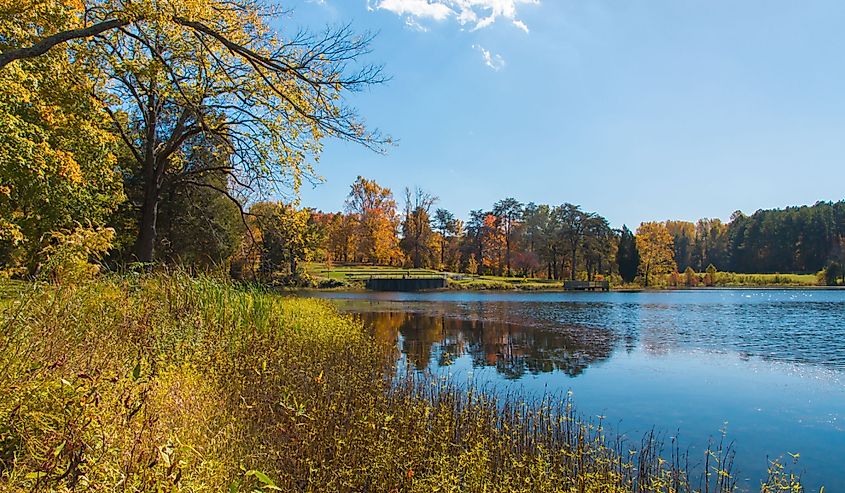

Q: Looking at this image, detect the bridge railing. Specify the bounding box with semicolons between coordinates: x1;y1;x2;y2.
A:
563;280;610;291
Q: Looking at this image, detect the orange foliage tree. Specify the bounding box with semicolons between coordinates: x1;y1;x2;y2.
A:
345;176;402;265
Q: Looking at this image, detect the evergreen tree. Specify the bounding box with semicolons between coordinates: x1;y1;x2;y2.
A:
616;225;639;283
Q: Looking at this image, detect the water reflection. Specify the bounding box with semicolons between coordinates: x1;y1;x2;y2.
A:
319;290;845;371
359;311;615;378
310;291;845;492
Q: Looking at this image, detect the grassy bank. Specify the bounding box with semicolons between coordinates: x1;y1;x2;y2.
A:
711;272;818;287
0;275;806;491
304;263;821;291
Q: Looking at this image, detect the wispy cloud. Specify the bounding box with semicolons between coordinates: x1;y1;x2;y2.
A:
473;44;505;70
373;0;538;32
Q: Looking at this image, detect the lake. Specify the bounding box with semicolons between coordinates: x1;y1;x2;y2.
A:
304;289;845;492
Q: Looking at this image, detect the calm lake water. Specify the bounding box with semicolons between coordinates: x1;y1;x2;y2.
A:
304;289;845;492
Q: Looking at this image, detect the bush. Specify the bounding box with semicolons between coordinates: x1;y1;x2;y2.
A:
37;226;114;284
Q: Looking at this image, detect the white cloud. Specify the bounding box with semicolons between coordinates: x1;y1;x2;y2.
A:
473;44;505;70
404;16;429;31
373;0;538;32
376;0;453;21
511;19;529;33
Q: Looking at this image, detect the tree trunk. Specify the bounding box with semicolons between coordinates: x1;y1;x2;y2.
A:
134;179;159;263
505;235;511;277
133;88;161;264
570;248;577;280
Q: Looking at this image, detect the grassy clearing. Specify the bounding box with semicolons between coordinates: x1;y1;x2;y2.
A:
304;263;570;291
304;262;441;280
0;275;808;491
304;263;823;290
712;272;818;287
448;277;568;291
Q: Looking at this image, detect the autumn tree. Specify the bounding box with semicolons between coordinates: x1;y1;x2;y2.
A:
665;220;696;271
311;211;356;264
400;187;438;268
463;210;487;273
636;222;676;287
466;254;478;275
704;263;717;287
684;266;697;287
481;213;506;275
0;15;123;271
433;208;460;270
558;203;588;280
492;197;523;276
523;203;560;279
251;202;319;280
2;0;388;264
345;176;401;265
582;215;613;281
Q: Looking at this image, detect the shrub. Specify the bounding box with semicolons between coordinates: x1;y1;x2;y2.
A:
37;226;114;284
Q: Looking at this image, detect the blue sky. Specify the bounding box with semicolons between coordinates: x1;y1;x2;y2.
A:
287;0;845;228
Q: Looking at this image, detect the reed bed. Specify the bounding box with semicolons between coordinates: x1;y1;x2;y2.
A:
0;275;806;492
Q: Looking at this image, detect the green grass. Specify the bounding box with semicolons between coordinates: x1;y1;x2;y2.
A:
0;274;811;491
305;263;824;290
304;263;446;288
712;272;818;287
304;263;572;291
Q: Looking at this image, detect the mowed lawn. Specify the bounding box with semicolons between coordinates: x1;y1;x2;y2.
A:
304;263;822;289
303;263;444;281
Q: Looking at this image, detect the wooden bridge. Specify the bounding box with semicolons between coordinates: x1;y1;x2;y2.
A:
364;275;448;292
563;280;610;291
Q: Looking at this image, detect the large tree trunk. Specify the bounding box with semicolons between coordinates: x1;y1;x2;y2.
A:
570;248;577;280
134;179;159;263
133;88;161;264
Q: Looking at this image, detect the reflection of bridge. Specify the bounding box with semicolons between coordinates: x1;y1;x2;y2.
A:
563;280;609;291
365;275;448;291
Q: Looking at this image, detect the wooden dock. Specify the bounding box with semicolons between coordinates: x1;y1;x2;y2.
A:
563;280;610;291
364;275;448;291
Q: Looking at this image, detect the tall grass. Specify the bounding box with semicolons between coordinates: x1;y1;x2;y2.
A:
0;275;806;491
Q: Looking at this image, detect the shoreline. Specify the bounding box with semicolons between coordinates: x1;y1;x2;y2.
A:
295;284;845;294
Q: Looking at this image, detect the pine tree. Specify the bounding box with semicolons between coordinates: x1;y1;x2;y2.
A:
616;225;639;283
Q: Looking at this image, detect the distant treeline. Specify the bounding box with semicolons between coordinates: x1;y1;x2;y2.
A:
5;166;845;286
231;177;845;286
666;201;845;276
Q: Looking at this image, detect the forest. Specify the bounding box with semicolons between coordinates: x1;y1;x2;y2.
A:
263;183;845;287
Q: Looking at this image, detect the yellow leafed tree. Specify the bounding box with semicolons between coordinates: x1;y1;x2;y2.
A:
636;222;676;287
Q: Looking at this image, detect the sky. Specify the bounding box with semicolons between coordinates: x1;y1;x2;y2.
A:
283;0;845;228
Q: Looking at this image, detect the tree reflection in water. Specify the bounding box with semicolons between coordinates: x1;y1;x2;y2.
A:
356;311;615;379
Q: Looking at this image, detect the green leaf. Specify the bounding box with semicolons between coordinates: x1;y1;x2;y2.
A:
132;361;141;380
246;470;275;486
